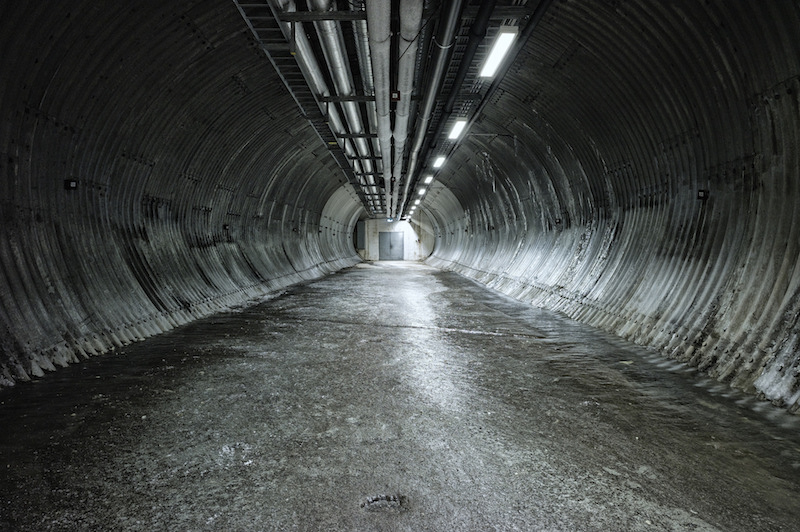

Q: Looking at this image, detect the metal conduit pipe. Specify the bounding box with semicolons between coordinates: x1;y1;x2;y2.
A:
308;0;380;199
351;15;381;181
390;0;424;219
271;1;332;106
415;0;497;199
407;0;551;217
271;0;377;206
365;0;393;215
398;0;467;216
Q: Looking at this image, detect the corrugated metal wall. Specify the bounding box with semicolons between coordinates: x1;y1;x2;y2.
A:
1;1;800;413
0;1;361;384
425;1;800;411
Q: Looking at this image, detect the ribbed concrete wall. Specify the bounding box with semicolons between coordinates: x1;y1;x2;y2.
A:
2;1;800;414
426;1;800;411
0;2;362;385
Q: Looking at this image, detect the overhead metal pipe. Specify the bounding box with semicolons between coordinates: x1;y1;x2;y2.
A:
398;0;467;217
270;0;379;206
401;0;554;217
414;0;497;196
390;0;424;218
365;1;393;215
307;0;381;200
270;2;355;157
351;11;381;178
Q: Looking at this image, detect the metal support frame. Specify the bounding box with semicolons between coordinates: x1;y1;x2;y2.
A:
321;95;376;103
276;11;368;22
233;0;378;215
337;133;378;139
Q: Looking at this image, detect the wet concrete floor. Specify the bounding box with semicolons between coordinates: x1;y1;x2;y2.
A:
1;262;799;531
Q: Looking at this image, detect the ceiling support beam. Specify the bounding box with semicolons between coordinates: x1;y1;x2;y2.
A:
276;11;367;22
321;95;376;102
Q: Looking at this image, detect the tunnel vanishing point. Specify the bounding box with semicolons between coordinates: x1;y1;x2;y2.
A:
1;0;800;415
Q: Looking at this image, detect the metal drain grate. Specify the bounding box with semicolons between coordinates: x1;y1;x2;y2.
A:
361;494;402;511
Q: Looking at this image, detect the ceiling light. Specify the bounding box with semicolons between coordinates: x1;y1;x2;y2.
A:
424;175;433;184
418;188;426;195
448;119;468;139
433;156;445;168
480;26;519;78
414;199;421;205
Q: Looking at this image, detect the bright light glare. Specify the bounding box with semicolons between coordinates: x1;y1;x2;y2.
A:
433;156;445;168
418;188;426;195
414;199;421;205
448;119;467;139
424;175;433;184
480;26;519;78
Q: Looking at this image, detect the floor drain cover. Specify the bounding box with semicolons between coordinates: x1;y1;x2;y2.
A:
361;494;402;511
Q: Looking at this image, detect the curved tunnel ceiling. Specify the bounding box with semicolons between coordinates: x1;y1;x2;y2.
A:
1;1;800;413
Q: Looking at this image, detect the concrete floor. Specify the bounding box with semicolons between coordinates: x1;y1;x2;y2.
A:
1;262;799;531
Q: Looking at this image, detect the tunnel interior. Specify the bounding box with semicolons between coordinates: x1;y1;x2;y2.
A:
1;0;800;417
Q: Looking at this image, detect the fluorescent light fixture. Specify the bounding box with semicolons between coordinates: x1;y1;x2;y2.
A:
418;188;426;195
414;199;421;205
448;119;468;139
433;156;445;168
424;175;433;184
480;26;519;78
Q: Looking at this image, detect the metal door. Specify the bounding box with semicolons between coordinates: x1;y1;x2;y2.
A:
378;231;404;260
